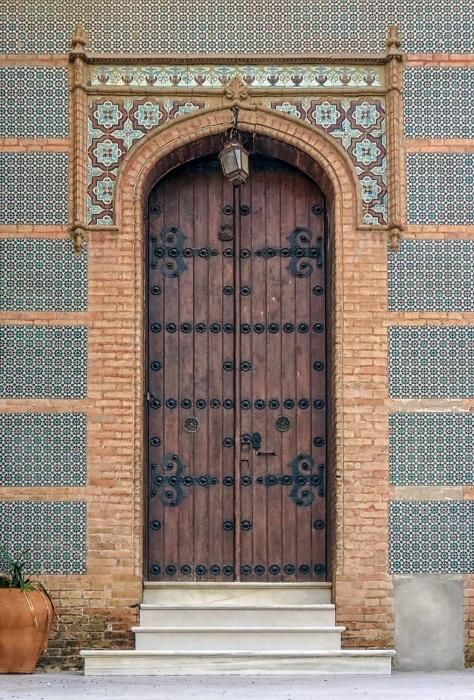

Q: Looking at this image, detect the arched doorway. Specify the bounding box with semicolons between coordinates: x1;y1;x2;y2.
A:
145;152;328;582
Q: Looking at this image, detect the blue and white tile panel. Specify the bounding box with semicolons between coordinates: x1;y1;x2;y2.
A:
0;501;87;575
389;500;473;575
0;413;87;488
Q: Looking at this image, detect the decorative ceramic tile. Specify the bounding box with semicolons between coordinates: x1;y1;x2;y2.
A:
0;153;68;226
270;98;387;225
389;501;473;575
0;67;68;139
404;67;474;139
0;413;87;487
389;412;474;486
0;326;87;399
388;240;474;312
87;98;206;224
2;2;473;54
90;63;384;88
0;239;87;312
406;153;474;226
0;501;86;575
388;326;474;399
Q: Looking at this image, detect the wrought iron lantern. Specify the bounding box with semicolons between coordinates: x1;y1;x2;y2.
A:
219;106;249;186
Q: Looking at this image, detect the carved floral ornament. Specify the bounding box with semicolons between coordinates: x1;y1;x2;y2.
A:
68;24;404;253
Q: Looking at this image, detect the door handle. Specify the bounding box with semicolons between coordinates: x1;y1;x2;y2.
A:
256;450;276;457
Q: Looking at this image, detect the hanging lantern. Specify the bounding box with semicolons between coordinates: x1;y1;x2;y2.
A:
218;107;250;186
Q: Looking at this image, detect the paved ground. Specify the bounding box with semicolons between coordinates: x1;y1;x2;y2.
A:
0;672;473;700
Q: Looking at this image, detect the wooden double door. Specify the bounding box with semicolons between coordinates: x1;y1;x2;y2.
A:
146;154;327;582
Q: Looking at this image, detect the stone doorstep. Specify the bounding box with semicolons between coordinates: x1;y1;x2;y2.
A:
80;649;396;676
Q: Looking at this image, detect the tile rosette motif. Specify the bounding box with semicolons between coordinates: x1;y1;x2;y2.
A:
389;412;474;486
0;501;87;575
404;67;474;139
0;66;68;139
0;413;87;487
0;239;87;312
0;325;87;399
389;500;473;575
88;98;206;224
270;98;387;224
89;63;384;88
0;152;68;226
388;326;474;399
388;240;474;313
406;153;474;226
2;3;472;54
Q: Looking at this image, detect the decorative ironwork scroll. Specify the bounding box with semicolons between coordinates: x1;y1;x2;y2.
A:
255;226;322;278
151;225;218;278
151;453;218;506
256;453;325;506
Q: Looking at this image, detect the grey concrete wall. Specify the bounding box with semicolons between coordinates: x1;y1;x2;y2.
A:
394;576;464;670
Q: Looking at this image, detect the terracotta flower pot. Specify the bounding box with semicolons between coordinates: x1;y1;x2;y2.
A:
0;588;53;673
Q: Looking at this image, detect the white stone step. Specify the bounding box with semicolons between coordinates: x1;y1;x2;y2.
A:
142;582;332;605
132;626;344;652
81;649;395;675
140;603;336;627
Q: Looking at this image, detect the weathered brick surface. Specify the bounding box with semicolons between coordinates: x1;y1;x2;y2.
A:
0;52;473;669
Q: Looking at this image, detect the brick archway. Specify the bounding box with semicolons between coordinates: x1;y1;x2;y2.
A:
116;104;360;597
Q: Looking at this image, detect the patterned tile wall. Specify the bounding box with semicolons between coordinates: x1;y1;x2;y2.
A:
406;153;474;226
388;240;474;312
404;67;474;139
0;67;68;139
2;1;473;54
0;239;87;312
389;412;474;486
88;98;206;224
0;501;86;575
389;501;473;575
0;153;69;226
388;326;474;399
0;413;87;487
270;98;387;225
0;326;87;399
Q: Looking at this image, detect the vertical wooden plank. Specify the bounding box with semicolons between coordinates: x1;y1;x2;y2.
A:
310;191;327;579
147;181;166;578
294;171;313;581
239;176;254;578
161;172;180;578
222;174;236;575
192;161;210;579
264;163;283;581
279;165;297;581
176;162;195;580
250;159;268;581
207;160;226;578
233;184;242;580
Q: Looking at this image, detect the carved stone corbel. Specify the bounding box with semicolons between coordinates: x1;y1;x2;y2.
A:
387;223;405;252
69;221;86;255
